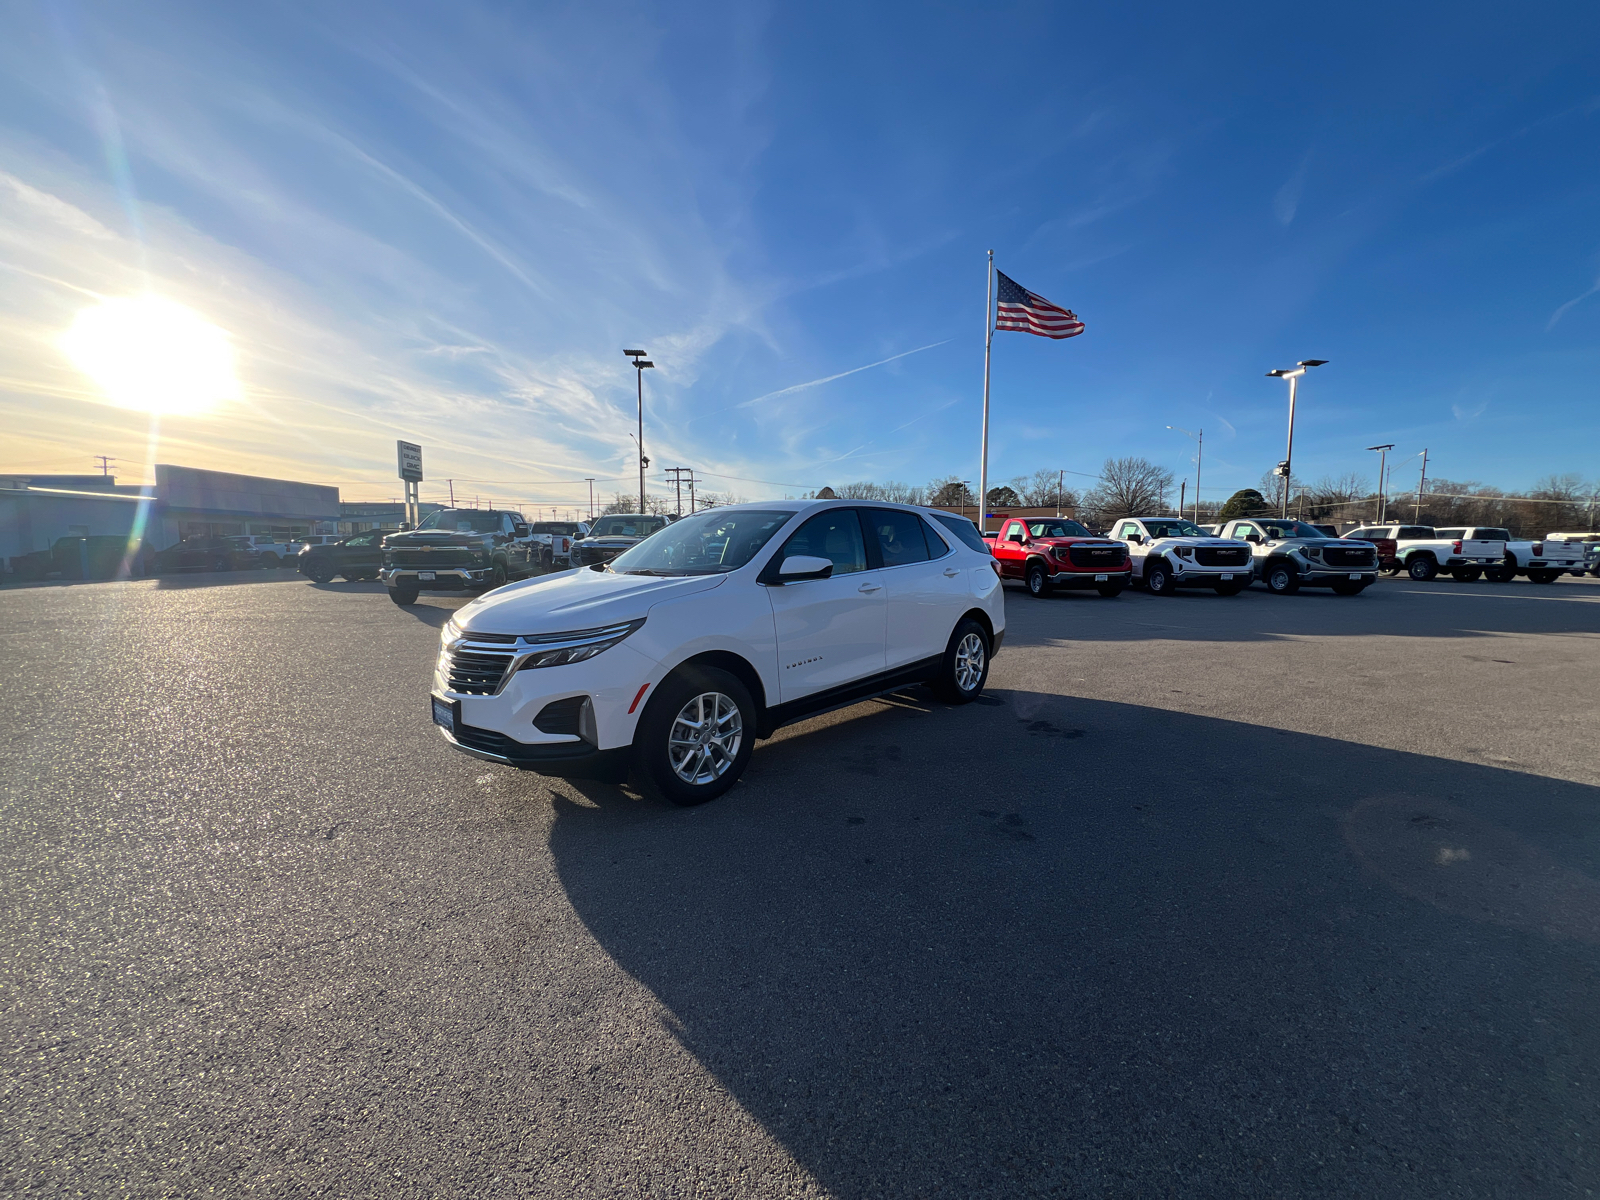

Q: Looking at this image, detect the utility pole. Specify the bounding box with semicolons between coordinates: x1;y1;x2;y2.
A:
687;471;696;514
666;467;689;516
1414;448;1429;523
448;479;455;506
1366;445;1393;523
1057;469;1064;518
1179;479;1186;518
94;455;114;477
584;478;595;522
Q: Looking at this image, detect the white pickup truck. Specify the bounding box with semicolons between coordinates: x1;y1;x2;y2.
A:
526;520;588;570
1436;526;1588;584
1353;524;1505;581
1544;532;1600;578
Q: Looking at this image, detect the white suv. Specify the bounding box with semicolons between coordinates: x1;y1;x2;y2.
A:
428;501;1006;804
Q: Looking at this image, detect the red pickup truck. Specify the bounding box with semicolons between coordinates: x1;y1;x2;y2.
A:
983;517;1133;597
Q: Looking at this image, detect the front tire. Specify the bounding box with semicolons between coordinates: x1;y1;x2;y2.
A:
1527;569;1558;584
486;561;509;590
1025;562;1052;598
1484;563;1514;583
636;667;755;806
261;552;281;569
389;582;420;606
931;618;991;704
1265;561;1300;594
1406;555;1438;581
1144;559;1175;595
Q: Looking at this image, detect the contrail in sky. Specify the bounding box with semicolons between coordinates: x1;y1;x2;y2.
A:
736;340;951;409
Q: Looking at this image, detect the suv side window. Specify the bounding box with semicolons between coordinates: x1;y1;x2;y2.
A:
919;517;952;558
869;509;932;568
1235;522;1258;539
347;533;376;547
1003;520;1025;542
778;509;867;576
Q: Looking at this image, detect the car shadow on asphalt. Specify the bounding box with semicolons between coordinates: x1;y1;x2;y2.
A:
546;688;1600;1196
1000;577;1600;645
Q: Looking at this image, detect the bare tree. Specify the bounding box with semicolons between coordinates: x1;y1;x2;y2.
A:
1084;457;1174;523
1012;468;1078;510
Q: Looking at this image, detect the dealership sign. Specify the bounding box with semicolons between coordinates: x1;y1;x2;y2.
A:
397;440;423;483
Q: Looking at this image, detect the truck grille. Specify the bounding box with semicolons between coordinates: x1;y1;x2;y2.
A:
1323;546;1376;567
578;545;625;565
1196;546;1250;566
1068;544;1127;568
390;548;477;568
445;646;516;695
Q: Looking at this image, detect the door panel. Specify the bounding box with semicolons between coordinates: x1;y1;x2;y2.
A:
764;508;886;701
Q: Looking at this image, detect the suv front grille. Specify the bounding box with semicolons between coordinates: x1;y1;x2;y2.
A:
445;647;516;695
1196;546;1250;566
1068;544;1127;568
1323;546;1376;567
453;723;520;756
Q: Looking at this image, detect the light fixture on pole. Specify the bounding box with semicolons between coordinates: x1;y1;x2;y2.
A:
624;350;654;513
1167;425;1203;524
1265;359;1328;517
1365;445;1394;522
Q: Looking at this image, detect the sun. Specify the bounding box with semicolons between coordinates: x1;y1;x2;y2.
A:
60;295;241;415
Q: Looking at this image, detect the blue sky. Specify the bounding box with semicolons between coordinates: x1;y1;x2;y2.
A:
2;0;1598;511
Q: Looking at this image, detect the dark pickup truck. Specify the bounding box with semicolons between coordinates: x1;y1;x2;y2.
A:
381;508;537;605
982;516;1132;597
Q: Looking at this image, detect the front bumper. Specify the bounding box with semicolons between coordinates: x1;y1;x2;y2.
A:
436;719;632;781
383;566;492;590
1167;563;1251;585
1291;567;1380;586
1047;568;1133;588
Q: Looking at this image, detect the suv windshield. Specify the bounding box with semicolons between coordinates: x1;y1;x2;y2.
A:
590;516;667;538
1256;520;1325;538
417;510;502;533
609;509;792;575
1142;519;1209;538
1026;520;1091;538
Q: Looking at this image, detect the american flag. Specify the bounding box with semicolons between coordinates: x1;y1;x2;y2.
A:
995;270;1084;339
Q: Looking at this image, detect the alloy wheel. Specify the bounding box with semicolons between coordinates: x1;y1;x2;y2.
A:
954;631;986;692
667;691;743;785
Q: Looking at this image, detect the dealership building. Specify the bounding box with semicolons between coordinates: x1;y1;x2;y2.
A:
1;465;341;569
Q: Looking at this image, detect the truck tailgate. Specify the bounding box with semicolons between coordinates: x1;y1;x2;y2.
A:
1460;538;1504;560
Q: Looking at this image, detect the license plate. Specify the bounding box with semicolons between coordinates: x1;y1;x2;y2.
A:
1349;573;1361;580
1221;573;1233;581
431;697;454;729
418;571;436;581
1095;574;1108;582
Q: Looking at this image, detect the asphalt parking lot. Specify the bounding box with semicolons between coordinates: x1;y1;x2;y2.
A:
5;571;1600;1197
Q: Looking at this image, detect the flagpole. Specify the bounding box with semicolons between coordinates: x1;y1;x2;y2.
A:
979;250;993;533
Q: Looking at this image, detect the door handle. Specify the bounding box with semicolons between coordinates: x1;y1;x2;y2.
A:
943;568;961;577
858;582;882;593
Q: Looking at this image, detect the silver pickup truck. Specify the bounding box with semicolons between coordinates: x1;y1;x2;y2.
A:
1215;518;1380;595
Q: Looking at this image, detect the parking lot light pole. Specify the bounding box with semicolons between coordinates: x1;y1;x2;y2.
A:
1167;425;1202;523
624;351;654;512
1266;360;1327;517
1366;445;1394;522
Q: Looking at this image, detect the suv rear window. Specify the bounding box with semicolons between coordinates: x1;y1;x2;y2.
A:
930;512;989;554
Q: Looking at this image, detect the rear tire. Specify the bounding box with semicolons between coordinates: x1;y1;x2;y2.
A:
1025;562;1052;598
1451;566;1481;582
1144;559;1174;595
635;667;755;806
1406;556;1438;581
1484;564;1514;583
1265;561;1300;594
1527;569;1558;584
931;618;991;704
389;582;420;606
306;568;334;584
261;552;281;569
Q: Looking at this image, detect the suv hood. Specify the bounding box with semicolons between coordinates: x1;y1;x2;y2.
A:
454;567;726;635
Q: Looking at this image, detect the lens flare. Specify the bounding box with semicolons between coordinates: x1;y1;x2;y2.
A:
60;295;240;415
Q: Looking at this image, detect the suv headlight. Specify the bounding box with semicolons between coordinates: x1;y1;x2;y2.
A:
515;619;645;670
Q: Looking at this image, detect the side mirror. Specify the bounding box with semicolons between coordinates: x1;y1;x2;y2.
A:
1007;532;1024;543
1127;534;1143;545
776;555;833;583
1244;533;1261;544
398;522;413;532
